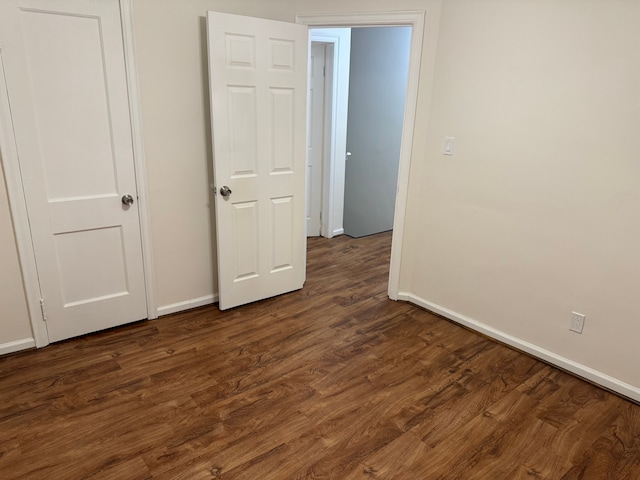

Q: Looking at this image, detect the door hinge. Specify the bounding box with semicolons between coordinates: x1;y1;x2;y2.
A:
39;298;47;322
323;66;326;77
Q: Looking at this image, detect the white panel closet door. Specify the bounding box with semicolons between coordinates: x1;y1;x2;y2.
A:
207;12;308;310
0;0;147;341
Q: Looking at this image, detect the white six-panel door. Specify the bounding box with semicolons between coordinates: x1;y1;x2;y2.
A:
0;0;147;341
207;12;308;310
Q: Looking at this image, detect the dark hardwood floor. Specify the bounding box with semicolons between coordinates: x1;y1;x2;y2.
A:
2;231;640;479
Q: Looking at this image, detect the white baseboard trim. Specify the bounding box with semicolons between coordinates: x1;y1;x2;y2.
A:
157;294;218;317
398;291;640;403
332;228;344;237
0;337;36;356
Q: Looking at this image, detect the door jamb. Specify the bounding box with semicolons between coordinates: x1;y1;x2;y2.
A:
296;11;425;301
0;52;48;347
120;0;157;320
0;0;156;349
309;29;351;239
307;40;329;238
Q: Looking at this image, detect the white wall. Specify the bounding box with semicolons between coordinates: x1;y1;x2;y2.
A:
404;0;640;393
0;158;33;351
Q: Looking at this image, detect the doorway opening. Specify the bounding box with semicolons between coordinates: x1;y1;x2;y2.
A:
299;11;425;300
307;26;411;240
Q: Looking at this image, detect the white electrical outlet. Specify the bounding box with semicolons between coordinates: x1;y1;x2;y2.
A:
569;312;585;334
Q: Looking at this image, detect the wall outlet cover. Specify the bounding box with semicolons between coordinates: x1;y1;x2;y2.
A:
570;312;585;334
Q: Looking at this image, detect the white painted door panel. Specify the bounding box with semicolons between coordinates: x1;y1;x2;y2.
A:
306;42;325;237
0;0;147;342
207;12;308;310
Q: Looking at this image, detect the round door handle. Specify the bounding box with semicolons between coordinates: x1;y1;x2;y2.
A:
121;194;134;206
219;186;232;198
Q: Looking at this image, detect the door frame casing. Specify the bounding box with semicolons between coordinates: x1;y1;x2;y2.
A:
296;11;425;300
0;52;45;348
119;0;157;321
309;29;351;238
307;41;328;238
0;0;156;348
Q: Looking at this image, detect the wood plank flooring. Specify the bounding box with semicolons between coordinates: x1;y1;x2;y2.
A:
2;232;640;479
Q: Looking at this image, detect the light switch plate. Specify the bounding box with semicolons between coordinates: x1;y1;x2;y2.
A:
444;137;455;156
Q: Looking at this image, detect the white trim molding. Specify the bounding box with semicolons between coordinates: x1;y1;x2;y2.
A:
398;292;640;403
309;28;351;239
0;51;49;348
120;0;157;320
157;294;219;317
297;11;425;27
297;11;426;301
0;338;36;356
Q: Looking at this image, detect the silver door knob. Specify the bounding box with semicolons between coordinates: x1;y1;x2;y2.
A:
219;186;232;198
121;194;134;206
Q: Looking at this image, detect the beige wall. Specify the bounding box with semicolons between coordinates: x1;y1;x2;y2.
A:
132;0;442;309
0;157;32;344
405;0;640;387
132;0;297;310
2;0;639;396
